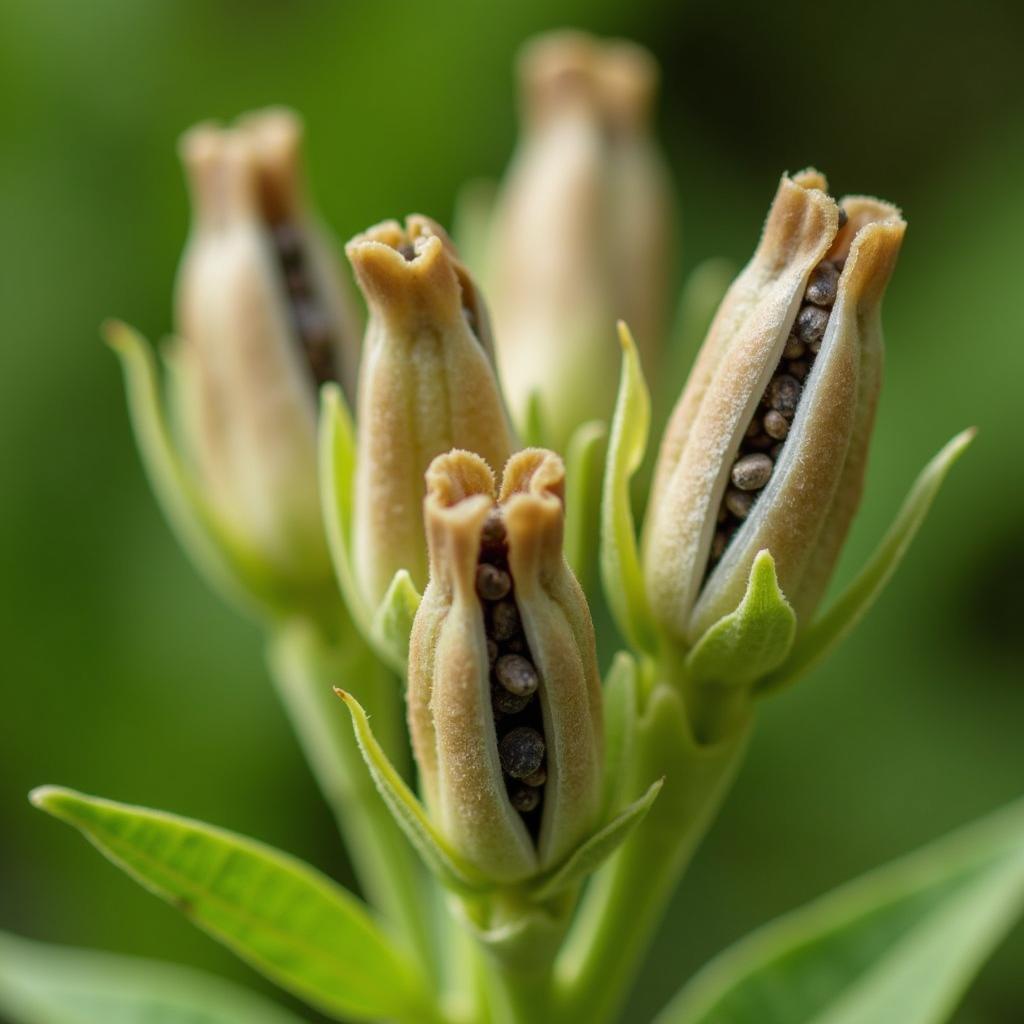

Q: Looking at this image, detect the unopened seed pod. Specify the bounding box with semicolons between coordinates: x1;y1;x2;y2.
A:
172;108;361;587
487;31;674;450
408;448;602;884
347;217;516;606
643;170;905;647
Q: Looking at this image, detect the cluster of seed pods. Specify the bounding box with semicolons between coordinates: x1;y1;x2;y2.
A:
709;211;848;569
477;508;547;831
271;221;337;387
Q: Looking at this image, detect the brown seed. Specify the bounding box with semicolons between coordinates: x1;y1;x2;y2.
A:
783;333;805;359
724;487;755;520
788;359;810;381
479;510;507;556
837;207;849;228
492;682;531;715
767;374;802;415
510;786;541;813
745;417;763;439
711;530;728;560
486;638;498;665
499;727;545;779
763;409;790;440
476;563;511;602
805;261;839;307
795;305;829;347
495;654;539;697
731;453;773;491
523;766;547;787
490;600;520;642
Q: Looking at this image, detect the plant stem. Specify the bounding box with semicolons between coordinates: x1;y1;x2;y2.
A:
267;617;437;978
554;681;750;1024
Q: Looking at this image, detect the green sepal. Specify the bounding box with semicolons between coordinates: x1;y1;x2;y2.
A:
759;428;975;695
601;651;640;815
654;796;1024;1024
522;389;549;449
0;929;304;1024
106;320;288;620
530;779;663;904
371;569;422;675
600;321;658;656
30;786;431;1023
685;550;795;741
564;418;607;588
335;689;492;895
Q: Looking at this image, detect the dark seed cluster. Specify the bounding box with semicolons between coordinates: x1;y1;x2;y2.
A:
271;221;338;388
707;225;846;573
477;509;546;835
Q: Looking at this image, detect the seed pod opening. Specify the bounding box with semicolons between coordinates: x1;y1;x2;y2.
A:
644;170;905;647
408;448;602;884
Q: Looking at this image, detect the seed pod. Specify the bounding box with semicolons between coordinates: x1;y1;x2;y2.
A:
348;217;516;606
172;109;361;587
643;170;905;647
407;448;602;884
486;31;674;450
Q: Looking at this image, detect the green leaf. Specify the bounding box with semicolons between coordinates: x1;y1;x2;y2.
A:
0;929;304;1024
105;320;284;619
370;569;422;675
522;389;548;449
655;797;1024;1024
30;786;430;1023
601;651;639;816
685;550;796;742
759;429;975;695
530;779;663;904
318;384;374;638
335;689;491;895
564;419;607;587
600;321;658;656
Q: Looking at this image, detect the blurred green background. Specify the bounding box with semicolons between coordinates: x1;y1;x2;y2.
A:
3;1;1023;1021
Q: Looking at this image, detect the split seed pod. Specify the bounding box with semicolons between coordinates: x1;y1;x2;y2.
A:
487;31;674;450
643;170;905;647
173;108;361;586
348;216;515;607
408;448;602;884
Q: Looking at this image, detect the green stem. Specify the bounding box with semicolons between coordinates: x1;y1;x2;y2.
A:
266;617;438;980
554;681;750;1024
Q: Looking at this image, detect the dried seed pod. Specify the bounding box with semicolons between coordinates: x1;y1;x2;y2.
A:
486;31;674;450
348;216;515;606
644;170;905;646
173;109;361;587
408;448;602;883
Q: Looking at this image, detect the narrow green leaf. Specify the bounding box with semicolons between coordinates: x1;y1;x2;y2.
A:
531;779;663;904
30;786;428;1023
685;551;796;741
370;569;421;674
601;651;639;816
318;384;373;639
105;320;282;618
759;429;975;694
0;929;304;1024
600;321;658;656
655;797;1024;1024
522;389;548;449
564;419;607;587
335;689;491;895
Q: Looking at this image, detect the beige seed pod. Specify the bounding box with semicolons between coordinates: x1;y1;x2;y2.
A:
347;217;516;607
408;448;602;884
643;170;905;647
172;108;360;587
487;31;675;451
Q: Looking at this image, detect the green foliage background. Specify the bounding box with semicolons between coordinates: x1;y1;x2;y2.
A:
2;1;1023;1020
